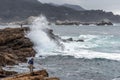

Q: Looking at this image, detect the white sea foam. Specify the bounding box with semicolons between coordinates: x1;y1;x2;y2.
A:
62;49;120;61
26;16;120;61
62;34;120;60
55;39;120;60
26;15;58;57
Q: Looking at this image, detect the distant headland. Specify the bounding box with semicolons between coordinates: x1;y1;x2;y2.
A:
55;20;113;26
0;0;120;23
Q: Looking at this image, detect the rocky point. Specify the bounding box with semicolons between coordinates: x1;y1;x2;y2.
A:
0;27;60;80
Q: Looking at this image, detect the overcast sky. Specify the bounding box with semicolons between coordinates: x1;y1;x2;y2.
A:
38;0;120;15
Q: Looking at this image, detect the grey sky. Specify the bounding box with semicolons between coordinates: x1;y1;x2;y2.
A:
38;0;120;15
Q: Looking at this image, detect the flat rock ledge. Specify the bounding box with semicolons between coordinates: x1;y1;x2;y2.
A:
2;69;60;80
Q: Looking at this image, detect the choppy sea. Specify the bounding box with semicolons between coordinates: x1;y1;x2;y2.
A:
2;17;120;80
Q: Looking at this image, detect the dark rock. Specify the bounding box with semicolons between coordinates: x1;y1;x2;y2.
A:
82;23;90;25
75;39;84;42
62;38;73;42
66;38;73;41
43;28;64;49
96;21;113;26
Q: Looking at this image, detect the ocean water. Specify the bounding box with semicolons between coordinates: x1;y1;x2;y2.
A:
2;17;120;80
50;24;120;57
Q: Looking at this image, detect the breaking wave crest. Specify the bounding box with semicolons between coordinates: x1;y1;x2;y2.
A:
26;16;120;61
26;16;59;57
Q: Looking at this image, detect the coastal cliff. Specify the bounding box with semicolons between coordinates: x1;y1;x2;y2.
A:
0;27;35;66
0;27;60;80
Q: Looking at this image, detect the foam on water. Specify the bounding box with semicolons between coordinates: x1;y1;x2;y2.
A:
62;49;120;60
26;16;59;57
26;16;120;61
47;35;120;60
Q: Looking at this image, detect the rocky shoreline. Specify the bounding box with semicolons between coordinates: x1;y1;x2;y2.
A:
0;27;35;66
55;20;113;26
0;27;59;80
2;69;59;80
0;27;35;78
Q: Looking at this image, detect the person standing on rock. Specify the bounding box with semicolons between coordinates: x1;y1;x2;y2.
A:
28;57;34;74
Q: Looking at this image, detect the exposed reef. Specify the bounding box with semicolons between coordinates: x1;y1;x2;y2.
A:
55;20;113;26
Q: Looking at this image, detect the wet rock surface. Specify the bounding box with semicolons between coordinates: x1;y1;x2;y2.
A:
0;27;35;66
0;69;17;78
3;70;59;80
0;27;60;80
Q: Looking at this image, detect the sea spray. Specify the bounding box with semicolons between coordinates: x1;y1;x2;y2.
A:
26;16;120;61
26;16;59;57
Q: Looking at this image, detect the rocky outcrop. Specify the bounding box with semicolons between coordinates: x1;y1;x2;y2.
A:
62;38;84;42
3;70;59;80
0;69;17;78
0;27;60;80
96;21;113;26
55;20;113;26
0;27;36;66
